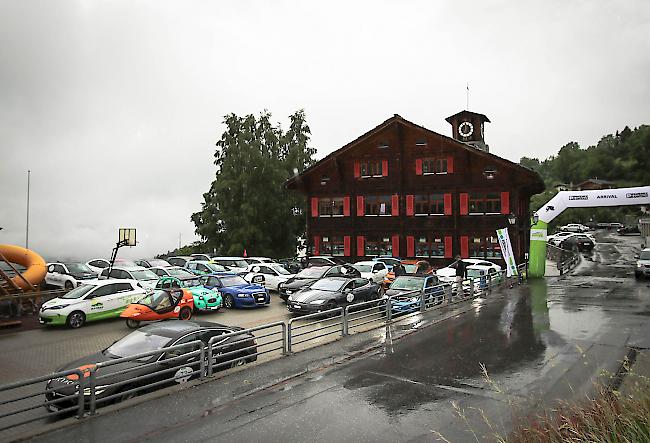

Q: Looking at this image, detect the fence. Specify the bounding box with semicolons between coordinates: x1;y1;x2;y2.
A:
546;243;580;275
0;263;528;437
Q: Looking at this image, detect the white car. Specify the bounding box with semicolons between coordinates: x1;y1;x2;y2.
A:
436;259;502;283
549;232;595;247
99;266;159;289
244;263;295;291
39;279;147;328
245;257;276;265
560;224;590;233
149;266;196;279
135;258;172;268
85;259;110;276
210;257;250;274
352;261;388;284
45;262;98;290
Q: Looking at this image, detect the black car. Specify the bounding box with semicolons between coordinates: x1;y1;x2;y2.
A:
559;235;595;251
286;277;380;315
618;225;640;235
278;257;303;274
278;264;361;301
305;256;347;267
45;320;256;412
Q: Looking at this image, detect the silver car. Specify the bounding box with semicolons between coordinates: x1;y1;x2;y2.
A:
635;249;650;279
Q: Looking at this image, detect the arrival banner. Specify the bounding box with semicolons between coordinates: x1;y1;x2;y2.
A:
496;228;518;277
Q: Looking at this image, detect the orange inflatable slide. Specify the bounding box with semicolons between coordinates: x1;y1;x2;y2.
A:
0;244;47;291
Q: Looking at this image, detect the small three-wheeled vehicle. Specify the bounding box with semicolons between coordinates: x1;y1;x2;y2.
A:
120;288;194;329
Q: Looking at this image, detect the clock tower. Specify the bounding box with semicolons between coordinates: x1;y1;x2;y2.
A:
445;110;490;152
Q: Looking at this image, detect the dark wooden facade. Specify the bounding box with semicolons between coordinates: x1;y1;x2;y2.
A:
286;113;544;267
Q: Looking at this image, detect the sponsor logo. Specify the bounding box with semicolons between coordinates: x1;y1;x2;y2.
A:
626;192;648;199
174;367;193;384
596;194;617;199
545;205;555;211
568;195;588;201
91;301;104;310
50;376;75;385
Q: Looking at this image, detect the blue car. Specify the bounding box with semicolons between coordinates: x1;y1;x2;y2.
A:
199;272;270;309
382;275;447;315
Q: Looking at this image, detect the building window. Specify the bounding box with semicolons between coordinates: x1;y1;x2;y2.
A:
468;193;501;215
321;236;345;256
365;195;392;216
360;160;383;177
468;236;502;258
422;157;448;175
414;235;446;257
318;198;344;217
413;194;445;215
365;236;392;256
486;235;502;258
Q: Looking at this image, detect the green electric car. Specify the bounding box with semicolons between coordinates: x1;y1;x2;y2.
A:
155;276;223;312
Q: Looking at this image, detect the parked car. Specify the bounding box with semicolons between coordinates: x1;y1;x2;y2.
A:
167;256;194;267
190;253;213;262
278;264;361;301
436;259;501;283
99;266;159;289
305;256;347;267
244;263;295;291
121;288;195;328
39;280;147;328
559;224;589;233
547;231;577;246
609;222;623;229
635;249;650;279
559;234;595;252
278;257;303;274
244;257;276;265
372;256;402;271
45;262;98;290
149;266;196;280
44;321;257;412
382;259;430;287
618;225;640;235
85;259;110;275
210;257;250;274
382;275;446;315
185;260;230;276
135;259;171;268
155;276;222;313
287;277;380;315
200;273;270;309
352;261;389;285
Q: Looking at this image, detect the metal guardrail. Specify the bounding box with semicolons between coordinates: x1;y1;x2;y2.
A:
0;262;530;435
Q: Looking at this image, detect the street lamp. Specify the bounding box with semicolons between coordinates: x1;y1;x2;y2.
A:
507;213;517;226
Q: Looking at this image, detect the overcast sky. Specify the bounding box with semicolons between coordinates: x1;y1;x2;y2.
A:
1;0;649;261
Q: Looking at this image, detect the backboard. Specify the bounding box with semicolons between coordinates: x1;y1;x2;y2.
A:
118;228;137;246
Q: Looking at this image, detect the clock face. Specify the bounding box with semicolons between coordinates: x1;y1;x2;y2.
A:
459;121;474;138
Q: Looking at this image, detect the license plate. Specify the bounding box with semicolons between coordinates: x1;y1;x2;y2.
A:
256;296;265;302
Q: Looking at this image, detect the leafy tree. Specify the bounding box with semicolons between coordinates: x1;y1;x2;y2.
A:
191;110;315;258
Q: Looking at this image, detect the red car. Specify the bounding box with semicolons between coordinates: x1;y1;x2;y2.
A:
120;288;194;329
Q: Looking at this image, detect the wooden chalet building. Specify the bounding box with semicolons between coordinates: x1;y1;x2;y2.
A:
286;111;544;266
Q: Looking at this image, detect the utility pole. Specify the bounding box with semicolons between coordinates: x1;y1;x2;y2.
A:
26;170;30;249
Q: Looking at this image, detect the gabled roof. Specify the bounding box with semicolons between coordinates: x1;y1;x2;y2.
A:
577;178;616;186
286;114;542;190
445;110;491;124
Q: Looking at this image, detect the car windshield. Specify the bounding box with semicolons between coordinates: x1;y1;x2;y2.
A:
233;260;248;268
60;284;96;299
391;276;424;291
115;260;138;267
148;259;170;267
65;263;93;273
296;267;326;278
206;263;228;272
310;279;345;291
640;251;650;260
167;268;194;279
131;269;159;281
270;265;291;275
220;276;248;286
353;264;373;273
403;264;417;273
105;330;171;359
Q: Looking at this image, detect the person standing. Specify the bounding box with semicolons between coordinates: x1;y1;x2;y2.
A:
454;255;467;297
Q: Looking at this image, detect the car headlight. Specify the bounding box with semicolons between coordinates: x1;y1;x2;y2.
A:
199;295;205;300
409;297;419;302
83;385;107;396
638;263;644;268
43;305;66;311
309;299;327;305
237;293;249;298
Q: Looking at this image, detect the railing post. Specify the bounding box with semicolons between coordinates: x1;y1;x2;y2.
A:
199;344;206;379
207;342;214;377
420;292;426;313
281;323;288;355
76;370;85;419
89;367;97;416
342;306;349;336
469;278;474;297
287;319;293;354
386;297;392;322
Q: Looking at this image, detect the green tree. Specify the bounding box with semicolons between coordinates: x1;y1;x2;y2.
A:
191;110;315;258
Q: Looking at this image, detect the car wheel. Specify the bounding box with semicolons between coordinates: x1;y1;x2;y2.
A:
229;356;246;369
66;311;85;329
126;319;141;329
179;307;192;321
324;301;338;317
224;294;234;309
64;280;74;290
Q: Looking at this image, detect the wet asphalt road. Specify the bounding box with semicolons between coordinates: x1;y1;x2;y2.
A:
26;232;650;442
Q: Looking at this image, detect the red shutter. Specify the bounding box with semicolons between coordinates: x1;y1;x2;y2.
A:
391;194;399;216
444;193;452;215
460;193;469;215
357;236;365;257
382;159;389;177
406;236;415;257
391;235;400;257
447;156;454;173
344;236;351;256
354;161;360;178
501;192;510;214
356;196;364;216
444;236;453;258
311;197;319;217
406;195;415;216
314;236;321;256
415;159;423;175
343;196;351;216
460;236;469;258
